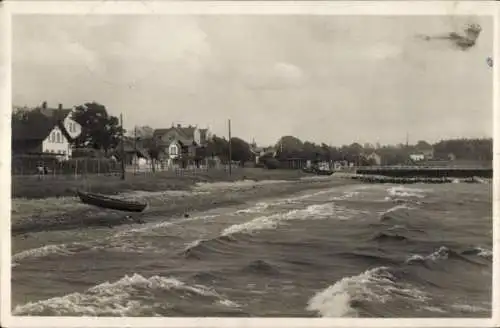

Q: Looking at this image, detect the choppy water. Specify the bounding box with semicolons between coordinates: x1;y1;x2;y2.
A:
11;180;492;317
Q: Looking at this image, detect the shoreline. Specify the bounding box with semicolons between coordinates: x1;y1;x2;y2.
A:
11;168;312;200
11;177;359;235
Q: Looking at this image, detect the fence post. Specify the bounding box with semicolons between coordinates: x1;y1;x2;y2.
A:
75;159;78;180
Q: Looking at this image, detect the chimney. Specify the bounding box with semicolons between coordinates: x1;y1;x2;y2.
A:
42;101;47;109
58;103;62;110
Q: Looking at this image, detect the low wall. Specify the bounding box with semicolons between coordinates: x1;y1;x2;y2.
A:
356;167;493;178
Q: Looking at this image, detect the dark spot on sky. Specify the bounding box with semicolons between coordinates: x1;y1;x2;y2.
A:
415;24;482;51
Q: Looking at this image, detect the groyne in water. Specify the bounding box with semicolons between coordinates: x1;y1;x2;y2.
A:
356;167;492;179
348;174;489;185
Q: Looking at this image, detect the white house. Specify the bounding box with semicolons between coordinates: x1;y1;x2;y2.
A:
409;153;426;162
153;124;210;168
12;102;82;160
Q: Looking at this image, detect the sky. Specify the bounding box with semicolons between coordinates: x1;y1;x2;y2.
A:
12;14;493;147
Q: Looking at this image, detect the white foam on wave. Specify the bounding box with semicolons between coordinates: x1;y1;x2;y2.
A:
450;303;490;313
306;267;428;317
235;202;270;214
406;246;451;264
387;186;427;199
379;204;414;217
113;214;219;238
222;202;362;237
407;245;493;265
13;273;240;316
12;215;218;265
12;243;77;265
474;246;493;258
330;191;361;201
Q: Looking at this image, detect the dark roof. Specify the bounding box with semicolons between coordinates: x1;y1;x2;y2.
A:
153;126;197;145
12;107;73;142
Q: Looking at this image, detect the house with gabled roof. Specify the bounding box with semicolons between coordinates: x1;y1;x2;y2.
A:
153;124;210;167
12;102;82;160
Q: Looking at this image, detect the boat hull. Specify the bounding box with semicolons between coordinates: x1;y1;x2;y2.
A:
77;191;148;213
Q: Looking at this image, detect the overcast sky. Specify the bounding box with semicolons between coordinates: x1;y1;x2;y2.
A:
13;14;493;146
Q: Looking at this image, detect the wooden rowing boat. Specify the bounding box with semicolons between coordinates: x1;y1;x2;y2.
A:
76;190;148;213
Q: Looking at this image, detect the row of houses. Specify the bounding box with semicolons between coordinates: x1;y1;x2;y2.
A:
122;124;213;169
11;102;447;170
12;103;216;170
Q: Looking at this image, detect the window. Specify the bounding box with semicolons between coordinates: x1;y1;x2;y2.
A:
169;145;178;155
56;132;61;143
50;132;55;142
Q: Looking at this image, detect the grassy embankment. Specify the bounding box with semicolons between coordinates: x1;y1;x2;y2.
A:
12;168;312;199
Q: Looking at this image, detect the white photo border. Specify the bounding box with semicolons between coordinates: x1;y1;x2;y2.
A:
1;1;498;328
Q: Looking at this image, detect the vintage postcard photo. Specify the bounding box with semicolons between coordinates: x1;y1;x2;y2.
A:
1;1;497;327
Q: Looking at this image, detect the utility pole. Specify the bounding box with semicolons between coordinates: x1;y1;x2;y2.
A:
134;126;137;175
228;119;232;176
120;113;125;180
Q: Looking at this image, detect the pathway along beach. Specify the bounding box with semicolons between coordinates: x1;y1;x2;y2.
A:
11;176;492;317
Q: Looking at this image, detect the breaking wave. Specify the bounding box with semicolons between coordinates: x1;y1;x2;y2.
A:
306;266;428;317
221;203;357;237
13;273;241;316
406;246;493;265
387;186;427;198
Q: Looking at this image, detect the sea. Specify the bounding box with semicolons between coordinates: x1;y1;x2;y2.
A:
11;179;493;317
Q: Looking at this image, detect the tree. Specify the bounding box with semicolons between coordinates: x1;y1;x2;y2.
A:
72;102;124;154
229;137;253;165
206;135;230;162
275;136;304;159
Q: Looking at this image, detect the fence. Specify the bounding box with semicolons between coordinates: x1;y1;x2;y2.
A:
12;156;122;178
12;155;242;179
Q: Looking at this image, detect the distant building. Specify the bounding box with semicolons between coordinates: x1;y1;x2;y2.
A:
409;142;434;163
153;124;210;167
409;153;426;162
116;137;151;168
11;102;82;160
250;141;277;165
363;152;382;165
